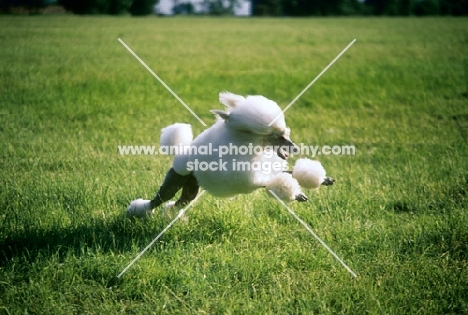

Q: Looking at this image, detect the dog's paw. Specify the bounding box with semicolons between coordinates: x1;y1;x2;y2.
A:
321;177;335;186
295;193;308;202
126;199;153;218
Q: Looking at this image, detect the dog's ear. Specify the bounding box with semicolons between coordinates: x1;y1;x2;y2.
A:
210;109;229;120
219;92;245;108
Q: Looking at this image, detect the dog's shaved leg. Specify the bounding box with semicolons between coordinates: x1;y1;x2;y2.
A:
175;172;199;207
150;168;188;209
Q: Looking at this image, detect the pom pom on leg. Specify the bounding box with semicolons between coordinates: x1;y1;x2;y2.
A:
265;173;307;203
292;158;334;189
126;199;153;218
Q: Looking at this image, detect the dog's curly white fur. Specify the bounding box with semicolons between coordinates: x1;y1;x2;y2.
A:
171;92;294;198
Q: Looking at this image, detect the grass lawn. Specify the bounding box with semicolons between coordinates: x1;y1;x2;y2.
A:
0;15;467;314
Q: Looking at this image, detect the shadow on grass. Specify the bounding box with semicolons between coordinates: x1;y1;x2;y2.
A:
1;211;231;288
0;210;236;268
0;215;136;266
387;174;467;215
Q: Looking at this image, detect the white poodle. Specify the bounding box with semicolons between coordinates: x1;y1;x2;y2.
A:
127;92;334;217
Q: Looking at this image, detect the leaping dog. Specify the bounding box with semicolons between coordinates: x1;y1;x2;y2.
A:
126;92;334;217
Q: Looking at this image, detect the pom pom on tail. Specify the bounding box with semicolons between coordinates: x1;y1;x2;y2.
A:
160;123;193;154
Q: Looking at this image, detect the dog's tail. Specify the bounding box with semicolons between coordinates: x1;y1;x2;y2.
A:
160;123;193;155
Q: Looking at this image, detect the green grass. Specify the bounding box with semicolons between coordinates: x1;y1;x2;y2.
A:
1;15;467;314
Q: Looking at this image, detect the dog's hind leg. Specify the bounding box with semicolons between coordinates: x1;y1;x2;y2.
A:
126;168;194;217
175;172;199;207
150;168;190;209
160;172;199;221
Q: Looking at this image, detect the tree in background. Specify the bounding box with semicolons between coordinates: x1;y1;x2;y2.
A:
128;0;157;15
251;0;282;15
172;0;195;14
439;0;468;15
283;0;355;16
201;0;240;15
254;0;363;16
1;0;46;13
1;0;467;15
57;0;157;14
412;0;440;15
364;0;467;15
251;0;467;16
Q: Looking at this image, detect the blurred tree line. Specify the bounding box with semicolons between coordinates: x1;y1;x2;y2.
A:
252;0;468;16
0;0;158;14
173;0;238;15
1;0;467;15
57;0;158;15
